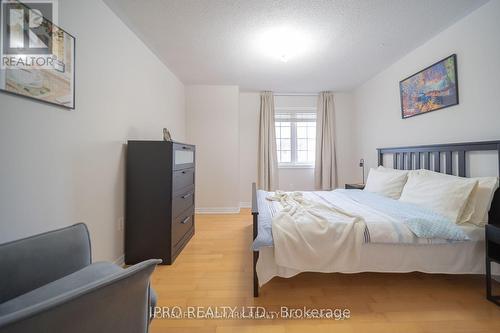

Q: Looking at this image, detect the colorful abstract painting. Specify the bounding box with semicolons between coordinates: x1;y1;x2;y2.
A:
400;54;458;119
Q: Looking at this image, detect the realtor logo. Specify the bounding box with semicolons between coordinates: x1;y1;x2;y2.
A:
1;0;58;69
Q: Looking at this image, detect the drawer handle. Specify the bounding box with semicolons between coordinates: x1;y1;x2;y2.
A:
181;216;190;224
182;146;189;150
182;192;193;199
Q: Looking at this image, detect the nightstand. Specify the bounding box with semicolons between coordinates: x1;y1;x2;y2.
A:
486;224;500;306
345;183;365;190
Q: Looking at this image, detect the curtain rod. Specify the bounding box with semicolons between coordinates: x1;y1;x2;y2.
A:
273;93;319;96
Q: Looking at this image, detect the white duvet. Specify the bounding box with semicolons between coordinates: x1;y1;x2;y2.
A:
266;191;366;271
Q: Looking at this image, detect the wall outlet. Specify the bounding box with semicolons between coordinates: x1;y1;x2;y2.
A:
117;217;124;231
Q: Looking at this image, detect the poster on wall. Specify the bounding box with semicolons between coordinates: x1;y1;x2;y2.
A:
0;0;75;109
399;54;458;119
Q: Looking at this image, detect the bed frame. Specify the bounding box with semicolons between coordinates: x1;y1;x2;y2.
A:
251;140;500;297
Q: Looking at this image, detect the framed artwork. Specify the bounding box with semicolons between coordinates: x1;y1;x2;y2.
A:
0;0;75;109
400;54;458;119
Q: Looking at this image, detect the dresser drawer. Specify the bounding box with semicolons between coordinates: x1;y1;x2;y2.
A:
173;185;195;219
173;168;195;194
172;207;194;248
173;143;195;170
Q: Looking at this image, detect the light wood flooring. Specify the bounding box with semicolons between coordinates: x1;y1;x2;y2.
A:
150;209;500;333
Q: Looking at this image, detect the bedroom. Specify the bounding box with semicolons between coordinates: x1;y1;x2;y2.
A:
0;0;499;332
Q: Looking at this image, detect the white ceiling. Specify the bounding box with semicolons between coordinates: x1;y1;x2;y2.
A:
103;0;488;92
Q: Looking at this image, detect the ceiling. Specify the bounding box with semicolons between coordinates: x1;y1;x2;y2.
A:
103;0;488;92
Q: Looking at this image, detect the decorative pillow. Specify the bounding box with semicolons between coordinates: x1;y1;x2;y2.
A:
399;170;478;224
364;167;409;199
459;177;499;226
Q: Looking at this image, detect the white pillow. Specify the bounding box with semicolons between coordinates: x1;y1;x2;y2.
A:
399;170;478;223
459;177;499;226
364;167;408;199
412;169;499;225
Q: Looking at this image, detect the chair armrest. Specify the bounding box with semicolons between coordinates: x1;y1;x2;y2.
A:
0;259;161;333
0;223;92;303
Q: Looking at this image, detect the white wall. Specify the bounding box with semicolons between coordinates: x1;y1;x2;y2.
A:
239;92;259;206
354;0;500;172
0;0;186;262
332;93;359;186
185;85;240;212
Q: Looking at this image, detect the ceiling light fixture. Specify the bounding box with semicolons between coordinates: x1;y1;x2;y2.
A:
254;26;312;63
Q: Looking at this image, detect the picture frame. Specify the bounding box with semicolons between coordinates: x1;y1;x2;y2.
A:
399;54;458;119
0;0;76;109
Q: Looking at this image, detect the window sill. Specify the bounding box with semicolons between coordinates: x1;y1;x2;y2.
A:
278;164;315;169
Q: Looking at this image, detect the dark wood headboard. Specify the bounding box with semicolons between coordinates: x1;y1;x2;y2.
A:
377;140;500;225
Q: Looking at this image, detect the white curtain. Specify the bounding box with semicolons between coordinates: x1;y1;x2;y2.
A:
315;91;337;190
258;91;279;191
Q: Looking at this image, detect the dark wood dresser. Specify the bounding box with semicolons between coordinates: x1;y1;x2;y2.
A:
125;141;195;265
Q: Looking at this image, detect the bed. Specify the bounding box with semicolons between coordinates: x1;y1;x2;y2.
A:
251;140;500;297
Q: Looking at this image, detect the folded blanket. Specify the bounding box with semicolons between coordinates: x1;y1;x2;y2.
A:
266;191;366;271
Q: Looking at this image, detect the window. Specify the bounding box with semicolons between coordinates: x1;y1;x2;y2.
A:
275;111;316;167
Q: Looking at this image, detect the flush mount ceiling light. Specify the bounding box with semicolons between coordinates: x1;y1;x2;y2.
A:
254;26;312;63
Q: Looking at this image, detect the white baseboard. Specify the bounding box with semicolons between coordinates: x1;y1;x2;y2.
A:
113;254;125;266
239;202;251;209
195;202;252;214
195;207;241;214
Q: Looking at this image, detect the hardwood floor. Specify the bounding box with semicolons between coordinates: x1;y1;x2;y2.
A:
150;209;500;333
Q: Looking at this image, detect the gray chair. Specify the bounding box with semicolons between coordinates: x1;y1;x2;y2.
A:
0;223;161;333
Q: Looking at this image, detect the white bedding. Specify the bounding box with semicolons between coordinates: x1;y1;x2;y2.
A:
267;191;366;271
255;189;477;247
255;189;492;287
